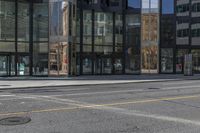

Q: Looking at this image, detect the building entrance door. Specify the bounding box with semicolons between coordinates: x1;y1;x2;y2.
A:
95;56;112;75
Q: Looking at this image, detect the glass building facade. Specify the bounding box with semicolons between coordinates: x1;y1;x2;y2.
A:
0;0;76;77
2;0;200;77
160;0;200;74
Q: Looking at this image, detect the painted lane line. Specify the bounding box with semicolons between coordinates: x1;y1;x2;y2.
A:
162;81;200;85
0;95;16;97
0;94;199;117
1;95;200;126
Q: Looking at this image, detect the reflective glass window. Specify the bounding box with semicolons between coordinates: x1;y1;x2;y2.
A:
162;0;174;14
18;0;30;42
125;14;141;74
94;12;113;54
0;0;15;41
83;10;92;52
192;50;200;73
161;49;173;73
128;0;140;9
115;14;123;52
49;0;73;76
33;1;49;42
33;43;48;75
176;49;188;73
83;57;92;74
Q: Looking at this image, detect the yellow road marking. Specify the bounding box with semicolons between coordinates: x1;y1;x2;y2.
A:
0;94;199;117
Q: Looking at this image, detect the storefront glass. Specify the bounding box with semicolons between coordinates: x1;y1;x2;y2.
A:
83;10;92;53
94;12;113;54
0;0;15;41
125;14;141;74
141;0;159;74
176;49;188;73
161;49;173;73
49;0;74;76
192;50;200;73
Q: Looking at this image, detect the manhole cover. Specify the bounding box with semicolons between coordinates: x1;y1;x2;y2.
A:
0;117;31;126
148;87;160;90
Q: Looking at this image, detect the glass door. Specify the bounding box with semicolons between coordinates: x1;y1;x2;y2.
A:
102;58;112;74
95;57;112;75
17;55;30;76
0;55;9;76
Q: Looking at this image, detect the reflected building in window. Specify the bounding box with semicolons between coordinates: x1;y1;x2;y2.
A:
141;0;159;74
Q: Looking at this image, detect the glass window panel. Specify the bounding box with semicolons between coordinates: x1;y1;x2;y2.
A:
114;58;123;74
0;0;15;41
18;1;30;41
162;0;174;14
18;42;29;53
0;42;15;52
125;14;141;74
83;57;92;74
17;55;30;76
94;12;113;47
128;0;141;9
83;10;92;52
176;49;188;73
49;0;73;76
33;1;49;42
115;14;123;48
192;50;200;73
76;9;80;44
94;46;113;54
33;43;48;75
0;55;9;76
161;49;173;73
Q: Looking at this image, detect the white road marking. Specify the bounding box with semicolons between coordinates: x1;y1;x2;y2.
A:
163;85;200;90
20;102;25;104
0;94;16;97
27;95;200;126
163;80;200;85
97;106;200;126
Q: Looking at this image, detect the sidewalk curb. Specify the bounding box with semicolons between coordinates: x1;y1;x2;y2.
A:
0;78;199;90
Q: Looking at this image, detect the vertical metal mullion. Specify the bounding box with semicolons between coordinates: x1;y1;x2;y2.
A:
122;10;126;74
29;0;33;76
112;12;115;74
92;9;95;75
189;0;192;53
173;0;177;74
159;0;162;74
15;0;18;76
80;0;83;75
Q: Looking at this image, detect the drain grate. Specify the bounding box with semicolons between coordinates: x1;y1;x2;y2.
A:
0;117;31;126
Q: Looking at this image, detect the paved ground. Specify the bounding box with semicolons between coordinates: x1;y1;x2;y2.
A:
0;74;199;89
0;79;200;132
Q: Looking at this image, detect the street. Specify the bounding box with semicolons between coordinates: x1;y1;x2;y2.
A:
0;80;200;133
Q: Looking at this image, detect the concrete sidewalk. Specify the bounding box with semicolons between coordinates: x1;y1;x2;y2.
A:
0;74;199;89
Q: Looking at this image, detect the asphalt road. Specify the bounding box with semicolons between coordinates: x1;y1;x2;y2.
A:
1;80;200;133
